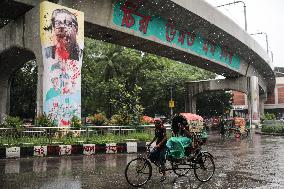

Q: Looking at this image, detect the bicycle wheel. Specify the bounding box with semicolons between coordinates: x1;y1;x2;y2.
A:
194;152;215;182
125;157;152;187
171;160;191;176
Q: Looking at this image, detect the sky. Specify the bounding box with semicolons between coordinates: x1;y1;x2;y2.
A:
204;0;284;68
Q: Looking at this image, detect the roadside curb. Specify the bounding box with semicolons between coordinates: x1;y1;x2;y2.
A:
255;131;284;136
0;142;150;159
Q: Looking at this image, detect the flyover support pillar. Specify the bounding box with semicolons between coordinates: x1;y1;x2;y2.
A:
188;95;197;114
249;76;260;124
24;4;44;118
0;77;11;123
259;94;267;117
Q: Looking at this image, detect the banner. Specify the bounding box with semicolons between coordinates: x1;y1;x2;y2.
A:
40;1;84;126
112;0;240;70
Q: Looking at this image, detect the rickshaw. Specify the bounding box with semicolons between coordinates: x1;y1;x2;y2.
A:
225;117;249;138
124;113;215;187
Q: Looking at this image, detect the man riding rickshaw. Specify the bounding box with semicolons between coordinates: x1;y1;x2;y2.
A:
125;113;214;187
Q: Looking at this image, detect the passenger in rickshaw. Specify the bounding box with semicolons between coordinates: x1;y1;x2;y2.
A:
171;115;190;136
170;115;194;156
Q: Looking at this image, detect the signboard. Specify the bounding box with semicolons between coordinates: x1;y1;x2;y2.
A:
169;100;175;108
233;105;248;110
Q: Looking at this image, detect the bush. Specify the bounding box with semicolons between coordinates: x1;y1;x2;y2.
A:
70;116;82;129
109;114;130;125
2;116;23;137
261;124;284;134
35;113;56;127
90;113;108;126
3;116;23;130
261;113;276;123
140;116;154;125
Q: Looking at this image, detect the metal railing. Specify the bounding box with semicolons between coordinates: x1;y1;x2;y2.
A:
0;124;171;146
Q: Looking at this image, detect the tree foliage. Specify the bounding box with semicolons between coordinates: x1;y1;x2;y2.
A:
196;91;233;117
10;60;37;119
261;112;276;121
10;38;218;123
82;38;216;120
110;82;144;126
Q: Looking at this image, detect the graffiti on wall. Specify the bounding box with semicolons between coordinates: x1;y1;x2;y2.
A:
112;0;240;70
40;1;84;126
34;146;47;157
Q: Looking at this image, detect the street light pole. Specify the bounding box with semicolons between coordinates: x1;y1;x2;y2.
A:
217;1;247;31
265;33;269;54
250;32;269;54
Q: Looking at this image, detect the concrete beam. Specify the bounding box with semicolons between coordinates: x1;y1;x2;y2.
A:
187;77;249;96
185;77;249;113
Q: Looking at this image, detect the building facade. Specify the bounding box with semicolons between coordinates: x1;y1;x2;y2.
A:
232;67;284;118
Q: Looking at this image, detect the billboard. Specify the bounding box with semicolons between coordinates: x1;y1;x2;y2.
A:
40;1;84;126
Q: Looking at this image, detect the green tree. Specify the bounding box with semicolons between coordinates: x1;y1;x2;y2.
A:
137;55;215;116
81;38;216;119
196;91;233;117
9;37;218;122
10;60;37;119
110;81;144;126
82;39;145;117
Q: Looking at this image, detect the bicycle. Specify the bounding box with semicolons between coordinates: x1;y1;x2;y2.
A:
124;132;215;187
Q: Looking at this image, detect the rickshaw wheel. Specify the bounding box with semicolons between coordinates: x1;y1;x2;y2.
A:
194;152;215;182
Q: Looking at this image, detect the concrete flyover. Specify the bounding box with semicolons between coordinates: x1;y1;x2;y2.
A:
0;0;275;123
184;77;249;113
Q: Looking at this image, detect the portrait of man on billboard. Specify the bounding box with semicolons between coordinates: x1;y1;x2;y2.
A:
44;8;83;61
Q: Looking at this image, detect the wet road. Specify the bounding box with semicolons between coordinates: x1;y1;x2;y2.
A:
0;131;284;189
